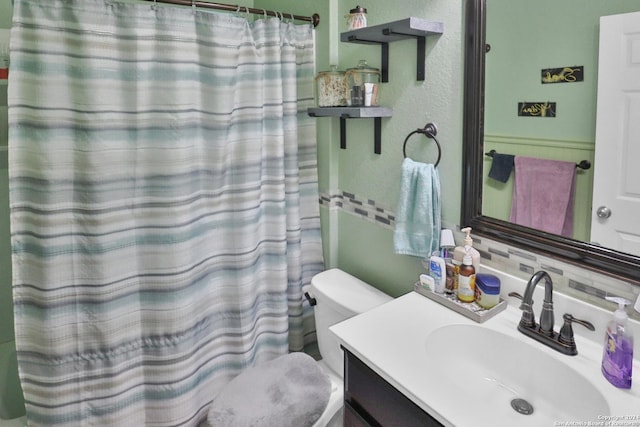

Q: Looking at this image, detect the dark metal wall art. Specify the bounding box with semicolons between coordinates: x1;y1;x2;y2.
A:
541;66;584;84
518;102;557;117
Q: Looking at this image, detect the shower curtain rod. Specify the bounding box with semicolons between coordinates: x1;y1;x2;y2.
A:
142;0;320;27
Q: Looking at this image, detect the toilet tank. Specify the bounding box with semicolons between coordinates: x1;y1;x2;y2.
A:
310;268;392;378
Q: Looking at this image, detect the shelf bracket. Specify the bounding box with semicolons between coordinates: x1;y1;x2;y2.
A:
338;115;383;154
382;28;427;81
380;43;389;83
307;108;392;155
374;117;382;154
340;115;349;150
346;34;389;83
416;35;426;81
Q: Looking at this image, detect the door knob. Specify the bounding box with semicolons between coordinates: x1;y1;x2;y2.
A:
596;206;612;219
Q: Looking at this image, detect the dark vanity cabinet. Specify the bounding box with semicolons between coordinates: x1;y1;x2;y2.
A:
343;349;444;427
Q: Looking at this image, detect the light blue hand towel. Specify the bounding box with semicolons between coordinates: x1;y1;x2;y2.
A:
393;158;441;258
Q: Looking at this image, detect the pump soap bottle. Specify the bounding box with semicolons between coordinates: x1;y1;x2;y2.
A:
601;297;633;389
457;246;476;303
454;227;480;271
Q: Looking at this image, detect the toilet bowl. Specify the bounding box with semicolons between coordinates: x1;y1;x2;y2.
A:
206;268;392;427
308;268;393;426
310;360;343;427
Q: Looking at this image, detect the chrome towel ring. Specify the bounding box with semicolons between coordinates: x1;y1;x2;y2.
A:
402;123;441;167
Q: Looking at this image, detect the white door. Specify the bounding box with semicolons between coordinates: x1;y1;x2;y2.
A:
590;11;640;255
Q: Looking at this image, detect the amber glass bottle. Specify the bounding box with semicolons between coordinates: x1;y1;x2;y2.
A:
457;252;476;303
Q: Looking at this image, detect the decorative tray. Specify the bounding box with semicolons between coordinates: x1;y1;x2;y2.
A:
413;282;507;323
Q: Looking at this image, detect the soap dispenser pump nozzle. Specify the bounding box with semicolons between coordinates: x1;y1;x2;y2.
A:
461;227;473;247
607;296;630;325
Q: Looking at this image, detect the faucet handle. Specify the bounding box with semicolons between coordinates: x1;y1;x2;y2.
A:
508;291;523;300
558;313;595;348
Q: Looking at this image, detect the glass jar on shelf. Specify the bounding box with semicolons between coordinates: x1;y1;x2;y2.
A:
345;60;380;107
345;5;367;31
315;65;348;107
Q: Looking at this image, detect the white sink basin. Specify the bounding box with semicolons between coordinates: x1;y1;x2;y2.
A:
424;324;610;425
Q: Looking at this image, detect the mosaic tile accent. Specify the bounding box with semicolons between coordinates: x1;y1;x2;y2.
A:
319;190;640;319
539;263;564;276
569;279;608;300
508;248;538;262
465;228;640;319
519;263;535;275
487;247;509;259
319;190;396;230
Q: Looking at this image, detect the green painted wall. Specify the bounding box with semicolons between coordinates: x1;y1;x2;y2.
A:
485;0;638;141
482;0;639;241
0;0;11;28
265;1;464;296
336;1;462;296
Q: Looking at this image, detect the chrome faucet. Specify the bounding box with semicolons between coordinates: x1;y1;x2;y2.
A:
509;270;595;356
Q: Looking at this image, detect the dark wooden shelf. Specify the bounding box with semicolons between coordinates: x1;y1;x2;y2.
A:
308;107;393;154
341;17;444;82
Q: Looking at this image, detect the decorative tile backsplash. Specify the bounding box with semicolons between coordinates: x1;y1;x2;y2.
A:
467;231;639;318
321;189;640;320
320;190;395;231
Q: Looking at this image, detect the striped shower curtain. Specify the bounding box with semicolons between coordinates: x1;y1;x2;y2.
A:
8;0;323;425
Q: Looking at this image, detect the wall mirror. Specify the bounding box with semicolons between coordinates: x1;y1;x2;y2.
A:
462;0;640;284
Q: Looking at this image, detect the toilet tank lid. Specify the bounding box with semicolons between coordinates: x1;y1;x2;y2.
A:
310;268;392;313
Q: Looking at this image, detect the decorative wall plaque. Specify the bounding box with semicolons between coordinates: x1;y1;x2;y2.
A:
518;102;556;117
541;66;584;84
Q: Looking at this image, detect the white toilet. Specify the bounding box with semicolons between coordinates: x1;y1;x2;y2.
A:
309;268;393;427
207;268;392;427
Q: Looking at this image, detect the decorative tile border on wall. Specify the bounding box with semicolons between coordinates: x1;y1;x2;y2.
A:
319;190;396;231
319;190;640;320
462;228;640;320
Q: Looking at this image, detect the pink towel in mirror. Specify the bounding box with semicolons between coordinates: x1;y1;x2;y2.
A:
509;156;576;238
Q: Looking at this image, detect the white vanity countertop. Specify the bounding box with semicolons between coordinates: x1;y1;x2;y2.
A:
330;266;640;427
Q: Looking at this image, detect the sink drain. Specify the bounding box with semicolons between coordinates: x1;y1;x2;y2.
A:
511;398;534;415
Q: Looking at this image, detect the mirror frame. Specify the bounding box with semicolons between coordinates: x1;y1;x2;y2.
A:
461;0;640;284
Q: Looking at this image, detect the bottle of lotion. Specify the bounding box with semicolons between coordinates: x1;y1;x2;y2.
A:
429;254;446;294
457;246;476;303
453;227;480;271
601;297;633;388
